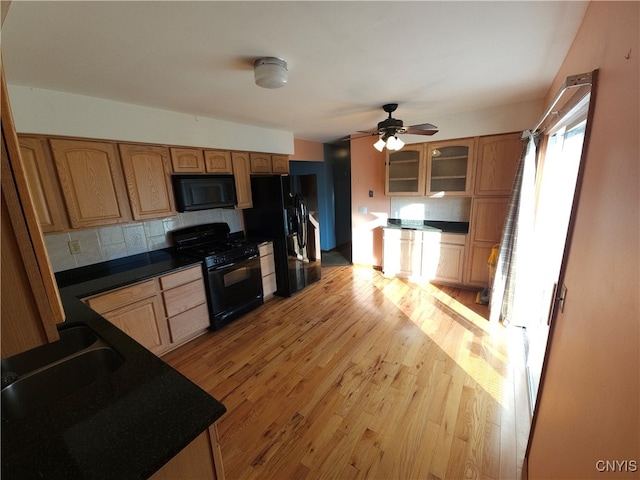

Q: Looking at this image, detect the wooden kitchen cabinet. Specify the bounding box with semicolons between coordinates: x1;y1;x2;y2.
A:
204;150;233;174
425;137;476;196
86;266;210;355
271;154;290;174
17;135;69;233
422;232;466;284
465;197;510;287
150;423;225;480
118;143;176;221
170;147;205;173
1;72;64;357
474;132;522;196
87;279;171;356
160;265;209;345
258;241;277;299
249;153;290;174
231;152;253;209
49;138;131;228
385;144;425;196
382;228;423;277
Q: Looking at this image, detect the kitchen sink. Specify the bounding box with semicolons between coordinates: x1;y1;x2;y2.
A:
1;323;124;420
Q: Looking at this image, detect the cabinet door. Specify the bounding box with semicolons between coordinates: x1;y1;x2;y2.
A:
271;155;290;174
50;139;131;228
385;145;425;196
426;138;476;196
466;242;495;287
249;153;272;174
204;150;233;174
170;147;205;173
471;197;510;243
383;228;422;277
101;295;170;355
475;133;522;196
18;136;69;233
231;152;253;209
118;144;176;221
422;232;466;284
149;425;223;480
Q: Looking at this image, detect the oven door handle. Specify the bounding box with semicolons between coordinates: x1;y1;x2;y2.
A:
207;254;258;272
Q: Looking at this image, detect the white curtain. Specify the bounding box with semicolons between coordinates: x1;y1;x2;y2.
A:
489;134;537;324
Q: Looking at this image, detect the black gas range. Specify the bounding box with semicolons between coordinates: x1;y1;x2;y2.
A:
171;223;263;330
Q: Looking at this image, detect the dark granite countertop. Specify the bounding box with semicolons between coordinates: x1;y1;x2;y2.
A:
2;249;226;479
386;218;469;234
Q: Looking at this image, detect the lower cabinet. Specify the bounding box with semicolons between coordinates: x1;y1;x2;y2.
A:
150;423;225;480
86;280;170;355
422;232;466;284
160;265;210;344
84;265;209;356
383;228;466;285
258;241;277;299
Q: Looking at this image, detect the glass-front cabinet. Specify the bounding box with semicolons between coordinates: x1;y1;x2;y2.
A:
385;145;425;196
425;138;476;196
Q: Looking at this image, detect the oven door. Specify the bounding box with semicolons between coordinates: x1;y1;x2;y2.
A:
206;254;263;329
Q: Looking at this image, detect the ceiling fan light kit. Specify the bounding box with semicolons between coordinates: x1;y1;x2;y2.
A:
374;135;405;152
254;57;288;89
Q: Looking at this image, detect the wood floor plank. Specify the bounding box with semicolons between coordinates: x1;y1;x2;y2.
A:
163;265;529;479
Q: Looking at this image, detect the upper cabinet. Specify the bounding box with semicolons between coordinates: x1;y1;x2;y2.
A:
2;72;64;358
425;138;476;196
385;145;426;196
17;135;69;233
231;152;253;209
170;147;205;173
50;139;131;229
204;150;233;174
249;153;290;175
474;133;522;196
118;144;176;221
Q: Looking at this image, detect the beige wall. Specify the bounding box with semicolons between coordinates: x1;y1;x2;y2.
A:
528;2;639;478
292;138;324;161
350;137;388;266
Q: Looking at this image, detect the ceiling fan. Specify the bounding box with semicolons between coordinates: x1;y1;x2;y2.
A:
344;103;438;152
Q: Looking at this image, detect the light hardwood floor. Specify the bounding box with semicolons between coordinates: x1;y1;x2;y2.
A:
163;265;530;479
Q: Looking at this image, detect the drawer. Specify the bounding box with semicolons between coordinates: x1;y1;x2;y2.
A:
259;242;274;256
163;279;207;317
87;279;158;314
260;254;276;276
262;272;277;298
423;231;467;246
167;303;210;343
160;265;203;290
383;227;421;242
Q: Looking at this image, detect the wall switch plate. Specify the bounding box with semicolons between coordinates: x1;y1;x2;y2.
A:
358;206;368;214
369;190;373;198
68;240;82;255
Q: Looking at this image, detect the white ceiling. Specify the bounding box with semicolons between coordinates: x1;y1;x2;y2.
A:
2;1;588;143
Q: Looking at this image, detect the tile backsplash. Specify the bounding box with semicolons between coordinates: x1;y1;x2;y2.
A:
45;209;244;272
390;197;471;222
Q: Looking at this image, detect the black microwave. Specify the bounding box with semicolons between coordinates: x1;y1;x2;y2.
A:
172;175;237;212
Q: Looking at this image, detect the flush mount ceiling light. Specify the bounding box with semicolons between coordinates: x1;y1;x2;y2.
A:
254;57;288;89
373;134;405;152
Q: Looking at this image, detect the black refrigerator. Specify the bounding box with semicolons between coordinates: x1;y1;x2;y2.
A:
243;175;321;297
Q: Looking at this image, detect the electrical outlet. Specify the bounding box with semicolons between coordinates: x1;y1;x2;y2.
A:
68;240;82;255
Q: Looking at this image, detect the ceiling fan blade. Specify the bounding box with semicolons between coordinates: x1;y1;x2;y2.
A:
404;123;439;135
340;132;376;142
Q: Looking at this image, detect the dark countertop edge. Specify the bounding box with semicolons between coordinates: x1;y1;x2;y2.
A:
3;250;226;480
386;218;469;234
